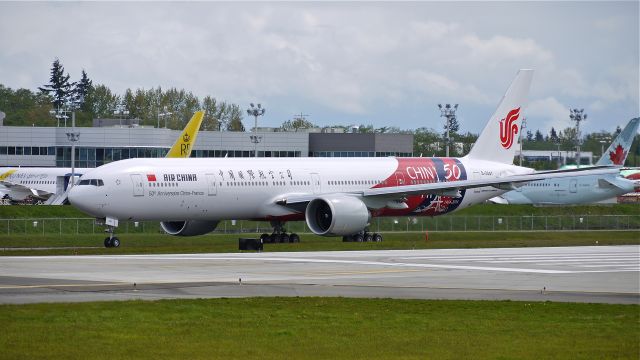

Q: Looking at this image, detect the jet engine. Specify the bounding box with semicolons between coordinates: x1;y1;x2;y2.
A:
160;220;220;236
305;195;370;236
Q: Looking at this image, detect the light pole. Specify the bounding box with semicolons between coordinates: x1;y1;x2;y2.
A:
65;111;80;189
49;107;70;127
113;106;130;127
569;108;587;167
247;103;265;157
158;107;172;129
519;117;527;166
599;136;611;162
438;103;458;157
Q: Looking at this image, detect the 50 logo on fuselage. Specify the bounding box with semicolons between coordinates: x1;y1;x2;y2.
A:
499;107;520;149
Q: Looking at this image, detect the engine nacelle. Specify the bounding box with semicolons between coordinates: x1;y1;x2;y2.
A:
160;220;220;236
305;195;370;236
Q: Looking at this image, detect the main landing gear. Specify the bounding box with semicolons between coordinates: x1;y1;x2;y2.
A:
342;230;383;242
103;225;120;248
260;221;301;244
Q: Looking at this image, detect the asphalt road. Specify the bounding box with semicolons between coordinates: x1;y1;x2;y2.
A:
0;245;638;304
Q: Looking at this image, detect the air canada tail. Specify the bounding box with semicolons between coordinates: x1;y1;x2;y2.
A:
595;117;640;166
165;111;204;158
466;69;533;164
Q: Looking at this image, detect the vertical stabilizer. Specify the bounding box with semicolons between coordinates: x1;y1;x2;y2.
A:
165;111;204;158
596;117;640;166
466;69;533;164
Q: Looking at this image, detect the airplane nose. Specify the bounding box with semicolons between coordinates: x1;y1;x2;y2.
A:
68;185;94;215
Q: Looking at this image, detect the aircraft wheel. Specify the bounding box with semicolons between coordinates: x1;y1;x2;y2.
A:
353;234;364;242
373;233;383;242
364;233;373;242
104;237;112;248
112;237;121;248
281;234;290;243
260;233;270;242
290;233;300;243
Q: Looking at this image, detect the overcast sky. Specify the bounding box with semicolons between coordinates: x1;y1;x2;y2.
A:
0;1;638;135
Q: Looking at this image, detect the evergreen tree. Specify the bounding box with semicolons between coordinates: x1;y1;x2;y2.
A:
549;127;558;143
526;129;533;142
38;58;74;109
72;69;93;111
534;129;544;142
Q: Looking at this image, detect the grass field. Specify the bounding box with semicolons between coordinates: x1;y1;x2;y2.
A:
1;298;638;359
1;230;638;256
2;203;639;218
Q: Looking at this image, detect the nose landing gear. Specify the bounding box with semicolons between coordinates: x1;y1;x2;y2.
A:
103;223;120;248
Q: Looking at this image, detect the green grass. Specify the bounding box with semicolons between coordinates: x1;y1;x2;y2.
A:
1;230;638;256
1;298;637;359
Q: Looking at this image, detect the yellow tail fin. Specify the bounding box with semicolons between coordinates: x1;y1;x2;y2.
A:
165;111;204;158
0;169;17;180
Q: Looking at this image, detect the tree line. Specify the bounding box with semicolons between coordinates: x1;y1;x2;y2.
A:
1;58;244;130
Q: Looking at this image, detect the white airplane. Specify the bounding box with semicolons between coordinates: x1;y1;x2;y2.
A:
0;111;204;203
69;69;619;248
491;117;638;205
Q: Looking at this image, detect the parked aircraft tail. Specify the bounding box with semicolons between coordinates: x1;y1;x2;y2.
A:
595;117;640;166
165;111;204;158
466;69;533;164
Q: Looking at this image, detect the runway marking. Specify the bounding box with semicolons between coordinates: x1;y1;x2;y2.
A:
301;269;427;277
0;282;130;289
31;255;576;274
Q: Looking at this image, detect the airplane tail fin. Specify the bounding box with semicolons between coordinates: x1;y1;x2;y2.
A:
595;117;640;166
165;111;204;158
466;69;533;164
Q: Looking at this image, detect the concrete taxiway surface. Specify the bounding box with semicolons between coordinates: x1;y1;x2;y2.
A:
0;245;638;304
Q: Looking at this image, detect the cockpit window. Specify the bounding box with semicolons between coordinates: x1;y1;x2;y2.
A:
78;179;104;186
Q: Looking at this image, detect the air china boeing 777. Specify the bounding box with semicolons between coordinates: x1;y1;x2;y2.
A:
69;70;618;248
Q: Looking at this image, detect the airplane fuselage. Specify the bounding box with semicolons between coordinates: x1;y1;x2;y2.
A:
70;157;529;222
495;173;634;204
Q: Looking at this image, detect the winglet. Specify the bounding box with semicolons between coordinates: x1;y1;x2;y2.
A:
595;117;640;166
466;69;533;164
165;111;204;158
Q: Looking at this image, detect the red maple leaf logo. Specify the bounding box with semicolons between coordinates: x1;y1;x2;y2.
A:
608;144;627;165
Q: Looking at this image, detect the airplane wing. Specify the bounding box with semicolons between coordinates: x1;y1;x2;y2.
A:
277;166;620;209
0;180;53;199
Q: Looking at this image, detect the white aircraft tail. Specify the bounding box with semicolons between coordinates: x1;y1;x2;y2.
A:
595;117;640;166
466;69;533;164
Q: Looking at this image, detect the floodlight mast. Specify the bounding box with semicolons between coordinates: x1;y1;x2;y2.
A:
569;108;587;167
438;103;458;157
247;103;266;157
519;117;527;166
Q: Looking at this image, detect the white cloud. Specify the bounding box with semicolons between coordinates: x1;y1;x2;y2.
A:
527;97;570;133
0;2;637;134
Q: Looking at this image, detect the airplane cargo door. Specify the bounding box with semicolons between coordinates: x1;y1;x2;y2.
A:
131;174;144;197
205;173;217;196
570;179;577;193
311;173;321;194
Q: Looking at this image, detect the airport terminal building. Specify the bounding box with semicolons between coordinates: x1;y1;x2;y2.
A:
0;124;414;168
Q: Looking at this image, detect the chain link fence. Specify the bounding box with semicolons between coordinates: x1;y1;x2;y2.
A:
1;215;639;236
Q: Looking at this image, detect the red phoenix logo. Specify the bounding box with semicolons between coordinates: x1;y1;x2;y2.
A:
499;107;520;149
